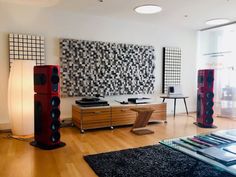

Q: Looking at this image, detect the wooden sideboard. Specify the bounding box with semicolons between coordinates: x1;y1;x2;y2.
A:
72;103;166;133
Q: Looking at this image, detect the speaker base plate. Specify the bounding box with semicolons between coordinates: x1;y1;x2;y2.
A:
30;141;66;150
193;122;217;128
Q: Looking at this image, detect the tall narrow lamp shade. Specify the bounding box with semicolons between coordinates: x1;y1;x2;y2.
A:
8;60;35;136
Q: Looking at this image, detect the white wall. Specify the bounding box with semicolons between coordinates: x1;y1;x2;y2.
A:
0;4;197;127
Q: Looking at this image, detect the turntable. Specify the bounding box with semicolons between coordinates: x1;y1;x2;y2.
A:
75;97;109;107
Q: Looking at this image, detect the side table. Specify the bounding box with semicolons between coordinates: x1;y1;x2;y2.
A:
160;95;189;117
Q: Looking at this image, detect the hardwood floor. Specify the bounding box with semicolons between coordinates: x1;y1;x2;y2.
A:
1;113;236;177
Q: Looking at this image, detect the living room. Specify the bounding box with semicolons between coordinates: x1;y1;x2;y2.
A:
0;0;236;177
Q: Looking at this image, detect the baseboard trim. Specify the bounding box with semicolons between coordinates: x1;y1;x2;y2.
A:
0;129;11;133
0;122;10;131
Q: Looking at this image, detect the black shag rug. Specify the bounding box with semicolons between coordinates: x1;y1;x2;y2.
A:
84;145;235;177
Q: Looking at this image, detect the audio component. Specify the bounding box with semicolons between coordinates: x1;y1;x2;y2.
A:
30;65;65;150
75;97;109;107
195;69;216;128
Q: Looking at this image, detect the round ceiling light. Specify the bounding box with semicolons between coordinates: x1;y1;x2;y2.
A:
134;5;162;14
206;18;230;26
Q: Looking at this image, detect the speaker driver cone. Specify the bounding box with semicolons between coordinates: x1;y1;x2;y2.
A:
51;108;61;120
51;96;60;107
206;116;213;124
51;75;59;84
206;101;214;108
51;132;60;143
52;67;58;74
51;120;60;131
34;74;46;85
207;76;214;83
206;109;214;116
206;92;214;99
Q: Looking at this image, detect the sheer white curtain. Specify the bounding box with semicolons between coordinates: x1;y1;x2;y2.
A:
198;24;236;118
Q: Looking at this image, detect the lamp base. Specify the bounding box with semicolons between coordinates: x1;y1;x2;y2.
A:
11;134;34;139
30;141;66;150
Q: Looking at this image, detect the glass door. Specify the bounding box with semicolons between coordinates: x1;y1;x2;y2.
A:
198;23;236;118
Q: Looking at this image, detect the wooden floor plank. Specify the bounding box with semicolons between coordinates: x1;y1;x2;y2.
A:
0;113;236;177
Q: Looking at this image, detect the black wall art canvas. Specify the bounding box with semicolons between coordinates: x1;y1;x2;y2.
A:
60;39;156;97
162;47;181;93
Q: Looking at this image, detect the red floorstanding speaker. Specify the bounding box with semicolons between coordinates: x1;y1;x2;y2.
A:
30;65;65;150
196;69;215;128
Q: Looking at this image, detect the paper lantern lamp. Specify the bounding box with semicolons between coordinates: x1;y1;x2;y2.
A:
8;60;35;136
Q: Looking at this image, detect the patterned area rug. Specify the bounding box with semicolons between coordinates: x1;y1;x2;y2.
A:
84;144;235;177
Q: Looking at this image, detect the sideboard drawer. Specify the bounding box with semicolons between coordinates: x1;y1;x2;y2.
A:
82;111;111;121
81;108;111;128
136;103;166;121
112;106;136;126
81;107;110;114
72;105;112;132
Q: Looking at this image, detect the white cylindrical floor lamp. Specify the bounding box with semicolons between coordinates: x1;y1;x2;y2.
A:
8;60;35;136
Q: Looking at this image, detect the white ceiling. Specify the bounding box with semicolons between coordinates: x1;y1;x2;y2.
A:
53;0;236;30
1;0;235;30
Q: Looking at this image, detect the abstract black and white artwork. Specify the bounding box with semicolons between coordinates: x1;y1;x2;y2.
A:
60;39;156;97
162;47;181;93
9;33;45;68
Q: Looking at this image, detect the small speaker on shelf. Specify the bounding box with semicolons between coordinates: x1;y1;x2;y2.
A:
30;65;65;150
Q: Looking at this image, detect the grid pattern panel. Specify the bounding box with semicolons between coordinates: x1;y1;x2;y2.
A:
60;39;156;97
162;47;181;93
9;33;45;68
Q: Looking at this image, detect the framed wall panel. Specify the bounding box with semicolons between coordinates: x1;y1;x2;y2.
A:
9;33;45;68
162;47;181;93
60;39;156;97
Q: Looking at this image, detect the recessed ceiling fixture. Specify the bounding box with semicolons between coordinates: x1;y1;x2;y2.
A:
134;5;162;14
206;18;230;26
